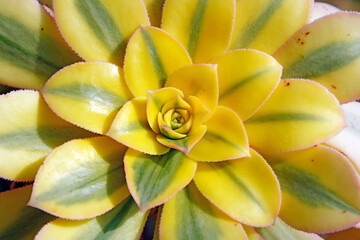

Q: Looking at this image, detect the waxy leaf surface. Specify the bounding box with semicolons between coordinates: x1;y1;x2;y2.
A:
194;149;280;226
275;12;360;103
262;145;360;233
36;196;148;240
162;0;235;63
53;0;149;65
160;183;248;240
0;90;93;181
0;0;80;89
124;148;196;211
245;79;345;152
43;62;132;134
30;137;130;219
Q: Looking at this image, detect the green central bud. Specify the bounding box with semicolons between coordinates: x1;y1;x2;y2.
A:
171;111;186;129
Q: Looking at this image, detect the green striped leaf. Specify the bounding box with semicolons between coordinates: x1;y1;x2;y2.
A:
53;0;149;65
42;62;132;134
275;12;360;103
0;90;94;182
230;0;312;55
262;145;360;233
162;0;235;63
194;148;281;227
0;0;80;90
160;182;248;240
326;102;360;172
124;148;197;211
0;185;55;240
124;26;191;97
244;79;345;152
29;137;130;219
36;196;148;240
255;218;323;240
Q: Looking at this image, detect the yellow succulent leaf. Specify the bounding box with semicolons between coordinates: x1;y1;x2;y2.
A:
212;49;282;121
42;62;132;135
160;182;248;240
256;218;323;240
326;102;360;172
243;226;264;240
0;90;94;182
124;148;196;211
262;145;360;233
157;125;206;154
166;64;218;121
230;0;312;55
29;137;130;220
0;0;80;90
124;26;192;97
275;12;360;103
162;0;235;63
0;186;55;240
194;149;281;226
245;79;345;152
143;0;165;27
35;196;148;240
188;106;249;162
147;87;184;133
53;0;149;65
108;97;169;155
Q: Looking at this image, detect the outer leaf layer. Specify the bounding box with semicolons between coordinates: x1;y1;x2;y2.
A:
29;137;130;219
35;196;148;240
262;145;360;233
188;106;249;162
0;186;55;240
194;149;281;227
162;0;235;63
230;0;312;55
124;148;196;211
212;49;282;121
43;62;132;134
245;79;345;152
275;12;360;103
0;0;80;89
124;26;191;97
53;0;149;65
108;97;169;155
160;182;248;240
0;90;93;181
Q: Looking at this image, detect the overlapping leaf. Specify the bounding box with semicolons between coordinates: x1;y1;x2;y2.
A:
30;137;130;219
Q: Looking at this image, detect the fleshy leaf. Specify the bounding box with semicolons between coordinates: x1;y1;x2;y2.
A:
256;218;323;240
275;12;360;103
108;97;169;155
53;0;149;65
211;49;282;121
194;149;281;226
144;0;166;27
188;106;249;161
124;26;192;97
0;0;80;89
326;102;360;172
230;0;312;55
35;196;148;240
243;226;264;240
124;148;196;211
325;227;360;240
42;62;132;134
29;136;130;219
162;0;235;63
160;182;248;240
0;185;55;240
0;90;94;181
262;145;360;233
165;64;218;121
244;79;345;152
309;2;340;22
147;87;184;134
